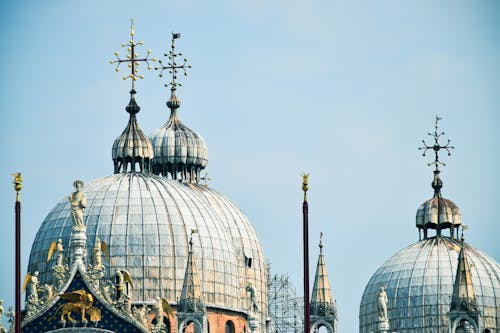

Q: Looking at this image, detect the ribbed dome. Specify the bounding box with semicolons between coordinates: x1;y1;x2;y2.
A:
112;89;154;173
416;197;461;229
27;173;267;316
359;237;500;333
150;90;208;183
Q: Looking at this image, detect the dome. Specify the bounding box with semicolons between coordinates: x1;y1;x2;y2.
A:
27;173;267;314
416;196;461;229
149;90;208;182
359;237;500;333
112;89;154;174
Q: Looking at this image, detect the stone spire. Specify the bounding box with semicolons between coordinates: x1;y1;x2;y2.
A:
178;230;205;313
310;233;337;333
177;230;207;333
448;232;480;333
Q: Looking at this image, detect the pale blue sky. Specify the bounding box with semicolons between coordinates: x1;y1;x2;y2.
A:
1;1;499;331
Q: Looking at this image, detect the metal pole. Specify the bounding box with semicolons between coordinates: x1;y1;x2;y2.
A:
302;174;310;333
12;173;22;333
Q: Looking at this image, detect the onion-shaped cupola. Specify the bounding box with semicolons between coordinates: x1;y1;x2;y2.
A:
112;89;154;173
416;116;461;239
109;19;156;174
150;33;208;183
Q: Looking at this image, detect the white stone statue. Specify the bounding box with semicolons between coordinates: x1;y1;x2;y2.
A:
69;180;87;230
133;305;148;328
152;297;164;327
26;271;40;301
377;285;388;322
55;239;64;266
246;284;258;312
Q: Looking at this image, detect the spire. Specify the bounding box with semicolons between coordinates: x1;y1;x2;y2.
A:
110;20;155;174
416;117;461;239
311;233;336;315
150;33;208;183
310;233;338;333
178;230;205;313
450;232;477;311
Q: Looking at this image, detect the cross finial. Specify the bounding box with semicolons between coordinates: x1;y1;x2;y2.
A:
155;32;192;91
418;116;455;171
110;18;157;90
319;232;323;254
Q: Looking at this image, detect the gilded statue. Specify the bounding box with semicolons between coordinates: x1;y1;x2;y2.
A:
69;180;87;230
49;289;101;323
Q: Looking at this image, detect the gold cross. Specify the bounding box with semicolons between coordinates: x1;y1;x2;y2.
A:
110;19;156;89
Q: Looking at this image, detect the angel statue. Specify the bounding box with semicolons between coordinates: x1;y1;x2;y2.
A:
93;238;109;270
115;270;134;302
246;284;258;313
151;297;173;328
24;271;40;316
24;271;40;302
47;238;65;267
69;180;87;231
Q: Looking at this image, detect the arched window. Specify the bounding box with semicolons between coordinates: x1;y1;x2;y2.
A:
225;320;235;333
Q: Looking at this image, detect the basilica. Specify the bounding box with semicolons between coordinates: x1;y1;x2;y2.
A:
1;22;499;333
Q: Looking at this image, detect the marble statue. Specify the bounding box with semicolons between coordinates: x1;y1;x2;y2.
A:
133;305;148;328
152;297;164;327
27;271;40;301
246;284;258;312
377;285;389;322
55;239;65;267
6;306;14;333
69;180;87;230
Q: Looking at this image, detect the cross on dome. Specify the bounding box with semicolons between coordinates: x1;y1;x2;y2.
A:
155;32;192;92
419;115;455;172
109;18;156;90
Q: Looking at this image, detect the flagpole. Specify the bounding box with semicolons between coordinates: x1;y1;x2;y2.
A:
302;174;310;333
13;173;22;333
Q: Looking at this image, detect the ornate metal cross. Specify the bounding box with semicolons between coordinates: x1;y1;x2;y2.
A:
418;116;454;170
155;32;192;90
110;19;156;89
200;172;212;187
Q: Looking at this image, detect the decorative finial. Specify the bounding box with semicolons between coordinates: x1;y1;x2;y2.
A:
418;116;455;171
110;18;156;90
189;229;198;249
200;172;212;186
302;173;309;201
319;232;323;254
155;32;192;108
12;172;22;202
461;225;468;242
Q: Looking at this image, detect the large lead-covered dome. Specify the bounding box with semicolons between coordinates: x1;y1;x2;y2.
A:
359;237;500;332
27;173;267;314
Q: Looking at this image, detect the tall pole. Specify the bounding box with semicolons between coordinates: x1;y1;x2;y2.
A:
12;173;22;333
302;174;310;333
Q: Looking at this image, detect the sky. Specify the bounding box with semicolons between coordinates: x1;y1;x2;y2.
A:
0;1;499;332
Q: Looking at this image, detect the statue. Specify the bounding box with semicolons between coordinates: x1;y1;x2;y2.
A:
24;271;40;302
152;297;164;327
47;238;65;267
48;289;101;324
69;180;87;231
246;284;258;312
40;284;55;305
133;305;149;328
93;238;109;270
377;285;389;322
6;306;14;333
0;299;3;324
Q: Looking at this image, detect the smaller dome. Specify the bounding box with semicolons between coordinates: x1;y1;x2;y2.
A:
150;89;208;183
415;169;461;238
416;196;461;229
112;89;154;173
